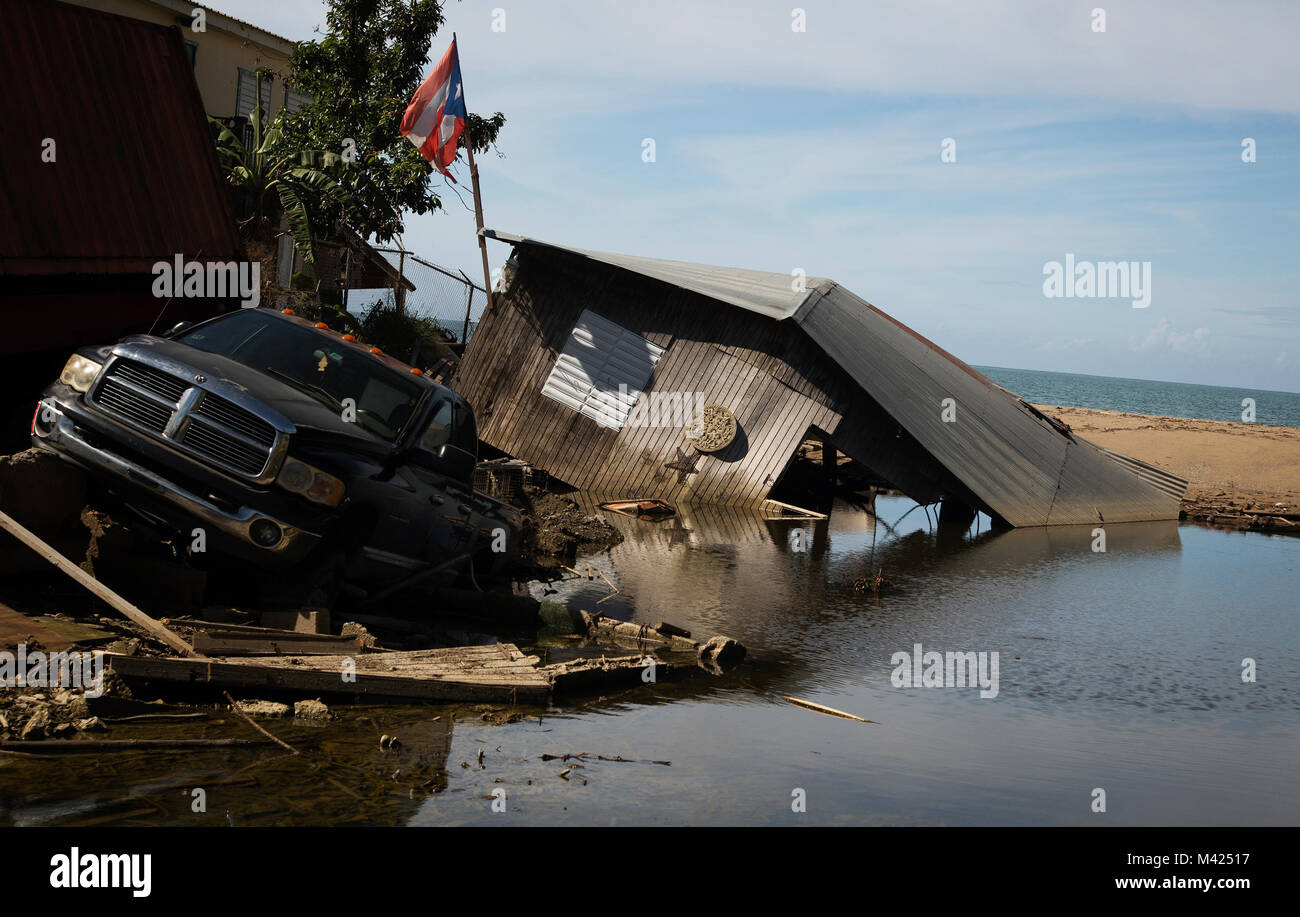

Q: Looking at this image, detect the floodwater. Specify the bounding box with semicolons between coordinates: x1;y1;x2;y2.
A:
3;496;1297;826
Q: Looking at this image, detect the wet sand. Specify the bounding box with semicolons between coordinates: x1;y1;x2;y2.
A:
1034;404;1300;531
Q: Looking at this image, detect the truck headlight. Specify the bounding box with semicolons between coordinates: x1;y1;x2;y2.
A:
276;457;345;506
59;354;102;393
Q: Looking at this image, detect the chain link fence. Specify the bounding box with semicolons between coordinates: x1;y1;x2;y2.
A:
347;248;487;343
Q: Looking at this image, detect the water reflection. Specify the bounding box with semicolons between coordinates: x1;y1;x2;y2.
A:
0;708;455;827
6;493;1295;826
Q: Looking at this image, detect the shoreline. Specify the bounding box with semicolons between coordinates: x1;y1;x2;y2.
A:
1033;404;1300;535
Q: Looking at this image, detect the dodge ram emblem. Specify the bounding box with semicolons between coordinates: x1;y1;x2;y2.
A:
194;374;206;383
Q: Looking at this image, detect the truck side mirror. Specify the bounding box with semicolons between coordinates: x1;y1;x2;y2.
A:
434;444;476;482
409;443;476;483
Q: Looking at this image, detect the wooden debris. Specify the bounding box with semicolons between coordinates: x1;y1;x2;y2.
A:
546;653;690;696
102;712;208;723
578;610;700;653
223;690;298;755
598;499;675;519
0;509;194;656
190;630;363;657
775;695;873;723
259;608;330;634
107;644;552;704
0;738;271;753
742;679;874;723
540;752;671;766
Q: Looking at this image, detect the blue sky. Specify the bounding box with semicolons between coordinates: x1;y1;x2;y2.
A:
227;0;1299;392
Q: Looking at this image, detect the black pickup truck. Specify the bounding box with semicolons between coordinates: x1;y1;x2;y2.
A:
30;307;520;601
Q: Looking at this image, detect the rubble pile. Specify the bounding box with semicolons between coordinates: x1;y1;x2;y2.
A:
518;491;623;560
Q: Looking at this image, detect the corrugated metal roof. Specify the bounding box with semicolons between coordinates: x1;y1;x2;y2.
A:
798;283;1182;525
0;0;243;277
484;229;1187;526
482;230;827;321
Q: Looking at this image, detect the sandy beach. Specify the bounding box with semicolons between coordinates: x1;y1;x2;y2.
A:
1034;404;1300;532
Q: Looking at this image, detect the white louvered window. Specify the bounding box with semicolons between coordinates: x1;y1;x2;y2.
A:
235;68;273;121
542;310;665;430
285;86;314;113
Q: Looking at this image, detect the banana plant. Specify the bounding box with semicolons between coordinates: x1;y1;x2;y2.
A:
208;70;354;279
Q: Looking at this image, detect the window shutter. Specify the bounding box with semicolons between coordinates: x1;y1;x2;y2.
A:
285;87;313;113
542;310;665;430
235;68;273;120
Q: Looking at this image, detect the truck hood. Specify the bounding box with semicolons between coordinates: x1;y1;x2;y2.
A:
116;335;400;456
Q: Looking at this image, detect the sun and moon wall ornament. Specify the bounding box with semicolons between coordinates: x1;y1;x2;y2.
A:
664;404;737;484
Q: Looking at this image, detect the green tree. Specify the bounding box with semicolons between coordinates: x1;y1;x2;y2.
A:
209;70;354;278
279;0;506;244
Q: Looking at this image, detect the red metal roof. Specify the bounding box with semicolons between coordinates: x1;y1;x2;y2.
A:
0;0;243;277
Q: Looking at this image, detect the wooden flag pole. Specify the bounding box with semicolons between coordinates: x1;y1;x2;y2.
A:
455;32;494;322
465;140;493;316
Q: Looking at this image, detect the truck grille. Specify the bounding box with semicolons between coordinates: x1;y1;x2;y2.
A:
90;357;282;480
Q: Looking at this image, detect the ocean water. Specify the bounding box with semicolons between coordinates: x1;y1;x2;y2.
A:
976;366;1300;429
9;499;1296;826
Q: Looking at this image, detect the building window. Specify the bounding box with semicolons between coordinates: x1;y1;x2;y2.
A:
235;67;273;121
186;40;197;69
541;310;665;430
284;86;314;113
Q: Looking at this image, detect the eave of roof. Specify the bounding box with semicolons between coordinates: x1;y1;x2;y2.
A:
482;229;828;322
145;0;293;55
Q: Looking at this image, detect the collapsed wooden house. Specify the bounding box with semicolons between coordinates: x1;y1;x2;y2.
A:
452;231;1187;527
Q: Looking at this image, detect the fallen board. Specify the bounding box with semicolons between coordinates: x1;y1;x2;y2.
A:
105;642;703;704
189;631;364;656
106;644;553;704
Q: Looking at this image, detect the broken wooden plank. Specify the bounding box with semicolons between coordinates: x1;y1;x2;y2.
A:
106;647;553;704
165;619;354;641
762;498;828;519
190;631;363;657
0;509;194;656
548;654;692;696
0;738;270;753
578;610;701;653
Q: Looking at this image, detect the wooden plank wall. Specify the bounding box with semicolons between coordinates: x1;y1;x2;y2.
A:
453;247;963;508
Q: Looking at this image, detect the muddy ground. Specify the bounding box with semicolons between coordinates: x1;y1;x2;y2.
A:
516;489;623;561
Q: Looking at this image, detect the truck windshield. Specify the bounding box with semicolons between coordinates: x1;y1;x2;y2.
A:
178;310;425;441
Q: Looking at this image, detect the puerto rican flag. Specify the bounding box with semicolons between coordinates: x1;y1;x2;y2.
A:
400;38;467;180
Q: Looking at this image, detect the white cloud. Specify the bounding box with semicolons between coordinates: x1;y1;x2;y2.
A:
1037;338;1097;353
1137;318;1210;353
218;0;1300;113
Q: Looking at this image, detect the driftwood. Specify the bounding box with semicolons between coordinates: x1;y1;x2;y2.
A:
223;690;298;755
0;508;194;656
742;679;874;723
578;610;700;653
